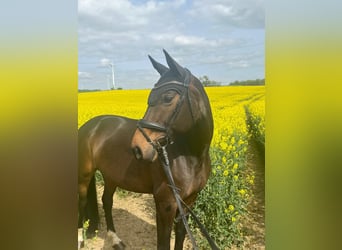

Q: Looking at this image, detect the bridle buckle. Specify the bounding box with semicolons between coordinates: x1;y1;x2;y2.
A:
155;136;173;149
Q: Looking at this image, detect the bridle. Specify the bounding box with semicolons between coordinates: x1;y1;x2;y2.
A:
137;68;194;150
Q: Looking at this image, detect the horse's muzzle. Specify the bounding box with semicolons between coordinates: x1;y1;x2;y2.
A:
131;129;159;162
131;143;157;162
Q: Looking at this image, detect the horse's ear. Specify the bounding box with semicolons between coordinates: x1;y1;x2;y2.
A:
148;55;169;75
163;49;186;78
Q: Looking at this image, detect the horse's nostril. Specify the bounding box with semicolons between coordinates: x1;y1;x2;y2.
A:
132;146;143;160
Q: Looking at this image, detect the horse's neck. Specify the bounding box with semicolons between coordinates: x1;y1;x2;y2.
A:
174;118;212;158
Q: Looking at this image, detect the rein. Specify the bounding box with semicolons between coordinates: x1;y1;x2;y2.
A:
157;145;198;249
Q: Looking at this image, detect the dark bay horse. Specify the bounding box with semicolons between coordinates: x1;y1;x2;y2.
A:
78;50;213;249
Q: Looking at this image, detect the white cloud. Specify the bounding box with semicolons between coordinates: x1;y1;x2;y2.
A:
229;60;249;68
78;71;92;79
100;58;111;66
174;35;206;46
190;0;264;28
78;0;186;31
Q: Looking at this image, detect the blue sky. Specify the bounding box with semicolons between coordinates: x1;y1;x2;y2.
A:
78;0;264;89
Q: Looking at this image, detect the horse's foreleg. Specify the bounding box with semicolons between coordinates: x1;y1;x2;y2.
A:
175;194;197;250
174;213;189;250
155;198;178;250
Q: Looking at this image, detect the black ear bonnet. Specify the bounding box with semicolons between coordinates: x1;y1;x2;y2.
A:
147;68;191;106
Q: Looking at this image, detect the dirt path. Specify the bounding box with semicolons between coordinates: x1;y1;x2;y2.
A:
235;138;265;249
81;187;192;250
81;188;156;249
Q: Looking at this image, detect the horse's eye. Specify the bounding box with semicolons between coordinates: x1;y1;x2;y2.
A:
162;94;174;104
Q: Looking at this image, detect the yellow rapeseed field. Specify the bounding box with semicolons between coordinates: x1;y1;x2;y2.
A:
78;89;150;128
205;86;264;147
78;86;265;134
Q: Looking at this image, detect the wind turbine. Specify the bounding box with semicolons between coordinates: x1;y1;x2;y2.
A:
107;62;115;90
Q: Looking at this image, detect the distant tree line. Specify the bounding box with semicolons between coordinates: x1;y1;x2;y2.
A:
78;89;101;93
229;78;265;86
199;76;265;87
199;75;221;87
78;88;123;93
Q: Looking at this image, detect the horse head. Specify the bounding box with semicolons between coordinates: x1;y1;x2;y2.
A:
131;50;213;162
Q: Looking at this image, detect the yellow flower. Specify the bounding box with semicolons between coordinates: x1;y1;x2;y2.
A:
220;141;228;150
239;189;246;196
231;217;236;222
233;163;238;170
233;175;238;181
222;156;227;163
83;219;89;230
223;170;229;176
228;205;234;211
